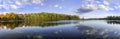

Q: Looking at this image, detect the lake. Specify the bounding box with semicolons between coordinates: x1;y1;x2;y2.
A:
0;20;120;39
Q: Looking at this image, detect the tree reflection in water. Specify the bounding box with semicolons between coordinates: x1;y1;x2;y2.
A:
107;20;120;25
0;21;77;29
0;20;120;39
0;21;78;39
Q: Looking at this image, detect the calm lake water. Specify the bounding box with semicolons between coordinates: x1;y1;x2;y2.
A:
0;20;120;39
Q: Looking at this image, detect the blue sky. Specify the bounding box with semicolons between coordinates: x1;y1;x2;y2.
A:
0;0;120;18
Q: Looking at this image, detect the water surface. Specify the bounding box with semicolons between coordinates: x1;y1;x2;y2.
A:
0;20;120;39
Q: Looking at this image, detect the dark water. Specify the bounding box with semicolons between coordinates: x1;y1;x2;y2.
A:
0;20;120;39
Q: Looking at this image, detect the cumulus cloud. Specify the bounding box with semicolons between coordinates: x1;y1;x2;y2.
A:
76;4;97;13
76;0;120;14
0;0;44;10
15;0;44;5
98;5;109;11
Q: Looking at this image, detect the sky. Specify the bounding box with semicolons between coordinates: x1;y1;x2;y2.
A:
0;0;120;18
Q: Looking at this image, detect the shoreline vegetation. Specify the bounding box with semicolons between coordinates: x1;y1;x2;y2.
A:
107;16;120;20
81;16;120;20
0;12;80;22
0;12;119;22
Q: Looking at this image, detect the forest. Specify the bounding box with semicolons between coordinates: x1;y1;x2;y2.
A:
0;12;80;22
107;16;120;20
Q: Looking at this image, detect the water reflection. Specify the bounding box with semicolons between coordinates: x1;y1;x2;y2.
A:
76;25;120;39
0;20;120;39
107;20;120;25
0;21;78;29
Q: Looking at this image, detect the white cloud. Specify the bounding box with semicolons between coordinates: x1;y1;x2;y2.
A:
15;1;22;5
1;0;44;10
54;5;63;9
103;1;110;5
16;0;30;4
10;5;19;10
76;4;97;13
76;0;119;14
81;4;97;10
15;0;44;5
98;5;109;11
32;0;43;4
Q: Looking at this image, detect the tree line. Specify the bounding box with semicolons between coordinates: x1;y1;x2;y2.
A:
0;12;80;22
107;16;120;20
